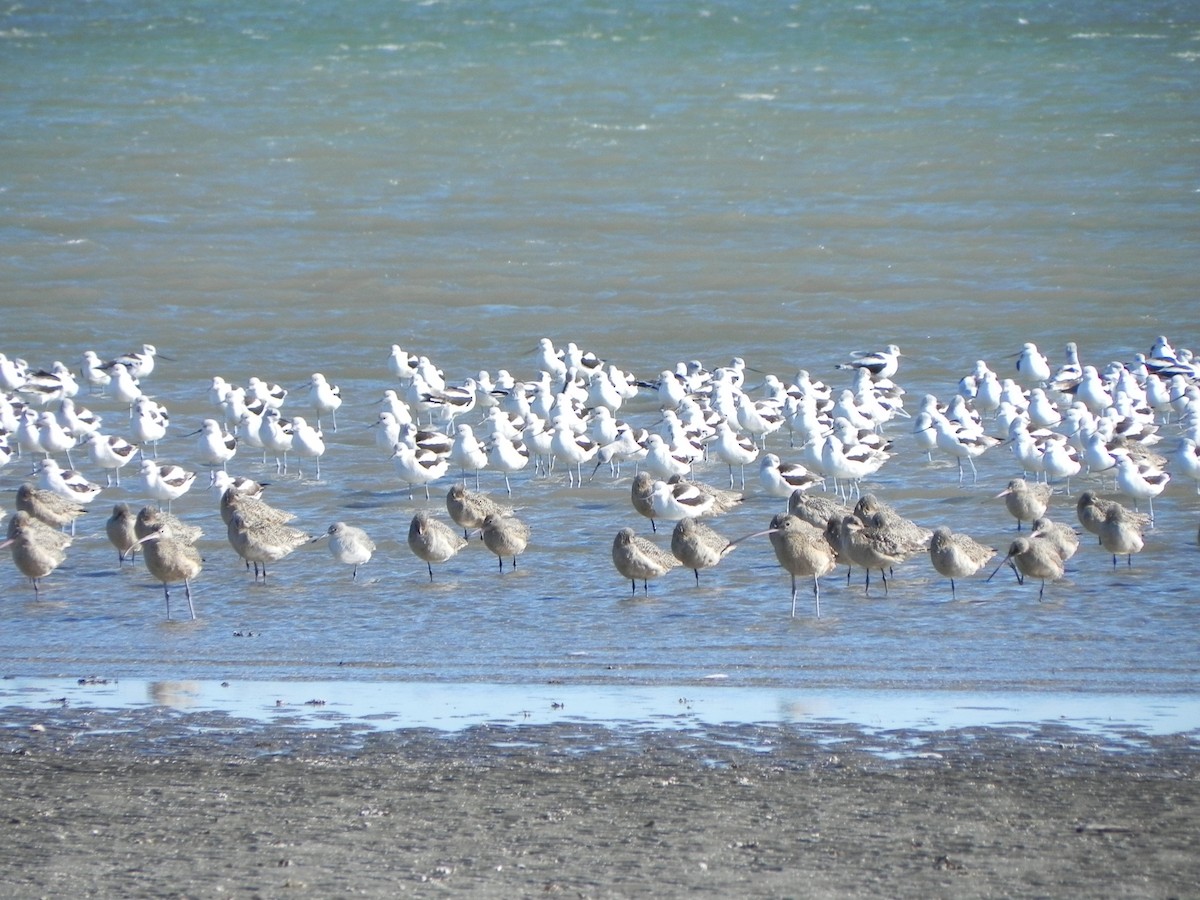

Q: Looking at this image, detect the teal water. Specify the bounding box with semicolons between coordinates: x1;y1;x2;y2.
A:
1;1;1198;719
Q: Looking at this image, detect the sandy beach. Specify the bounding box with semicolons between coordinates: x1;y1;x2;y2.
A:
0;704;1196;898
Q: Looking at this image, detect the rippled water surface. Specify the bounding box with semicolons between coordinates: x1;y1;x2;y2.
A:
1;1;1197;711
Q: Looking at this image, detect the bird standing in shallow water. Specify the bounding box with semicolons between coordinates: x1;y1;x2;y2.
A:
764;513;838;617
2;510;71;597
135;518;202;620
988;537;1065;601
407;511;467;582
928;526;995;600
1098;505;1145;568
670;517;736;585
313;522;376;580
480;513;529;573
612;527;680;595
996;479;1052;531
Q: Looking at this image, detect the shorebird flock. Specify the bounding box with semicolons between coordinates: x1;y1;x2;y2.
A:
2;335;1199;619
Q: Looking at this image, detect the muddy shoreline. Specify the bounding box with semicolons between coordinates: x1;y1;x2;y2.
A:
0;705;1197;898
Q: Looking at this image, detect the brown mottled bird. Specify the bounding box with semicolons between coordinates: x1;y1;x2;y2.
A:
928;526;995;600
765;513;838;617
3;510;72;597
612;527;680;595
407;511;467;582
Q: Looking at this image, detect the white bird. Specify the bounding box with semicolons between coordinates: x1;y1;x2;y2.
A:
314;522;376;580
192;418;237;474
305;372;343;432
1015;342;1051;386
247;376;288;409
487;434;531;495
35;411;77;467
836;344;902;380
710;420;759;488
108;363;144;409
391;442;448;500
85;432;139;486
648;479;716;521
1113;455;1169;523
80;351;112;393
259;408;294;473
758;453;822;499
290;416;326;479
130;396;169;456
139;460;197;512
38;458;102;505
106;343;163;380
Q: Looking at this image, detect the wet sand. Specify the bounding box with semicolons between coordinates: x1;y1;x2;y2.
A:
0;705;1197;898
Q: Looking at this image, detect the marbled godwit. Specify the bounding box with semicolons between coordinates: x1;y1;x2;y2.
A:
988;537;1064;600
135;519;202;620
407;511;467;582
765;513;838;617
480;513;530;573
928;526;996;600
996;479;1051;531
612;527;680;595
2;510;71;597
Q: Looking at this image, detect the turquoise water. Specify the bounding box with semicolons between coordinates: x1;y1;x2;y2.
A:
1;2;1198;718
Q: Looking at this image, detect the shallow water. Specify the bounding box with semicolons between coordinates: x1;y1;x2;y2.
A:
1;1;1198;721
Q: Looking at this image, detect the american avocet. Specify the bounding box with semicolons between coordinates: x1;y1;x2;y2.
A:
1030;517;1080;563
372;411;404;456
395;422;452;458
1071;365;1113;414
641;434;692;481
379;390;414;425
1040;436;1082;493
480;513;530;573
763;513;838;617
15;482;86;533
1173;438;1200;493
836;344;902;380
407;511;467;582
1099;504;1146;568
105;343;164;380
0;353;28;391
259;408;294;473
105;502;139;564
14;409;41;464
549;419;597;487
313;522;376;581
449;424;488;486
139;460;196;513
1026;389;1062;429
225;511;310;582
1014;342;1051;386
246;376;287;410
928;527;996;600
192;418;237;475
55;398;101;440
486;433;529;495
710;420;759;489
35;411;77;468
305;373;342;432
1113;455;1169;523
612;527;681;595
37;459;101;507
446;484;512;537
131;396;168;457
996;478;1051;530
422;378;478;426
210;471;267;499
648;478;717;522
987;537;1064;600
18;362;79;406
109;363;143;409
819;433;888;501
134;517;202;620
924;415;999;484
670;517;737;585
85;433;139;486
391;442;448;500
758;453;821;500
1;510;71;598
1047;341;1083;393
290;416;325;480
388;345;418;383
534;338;568;381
